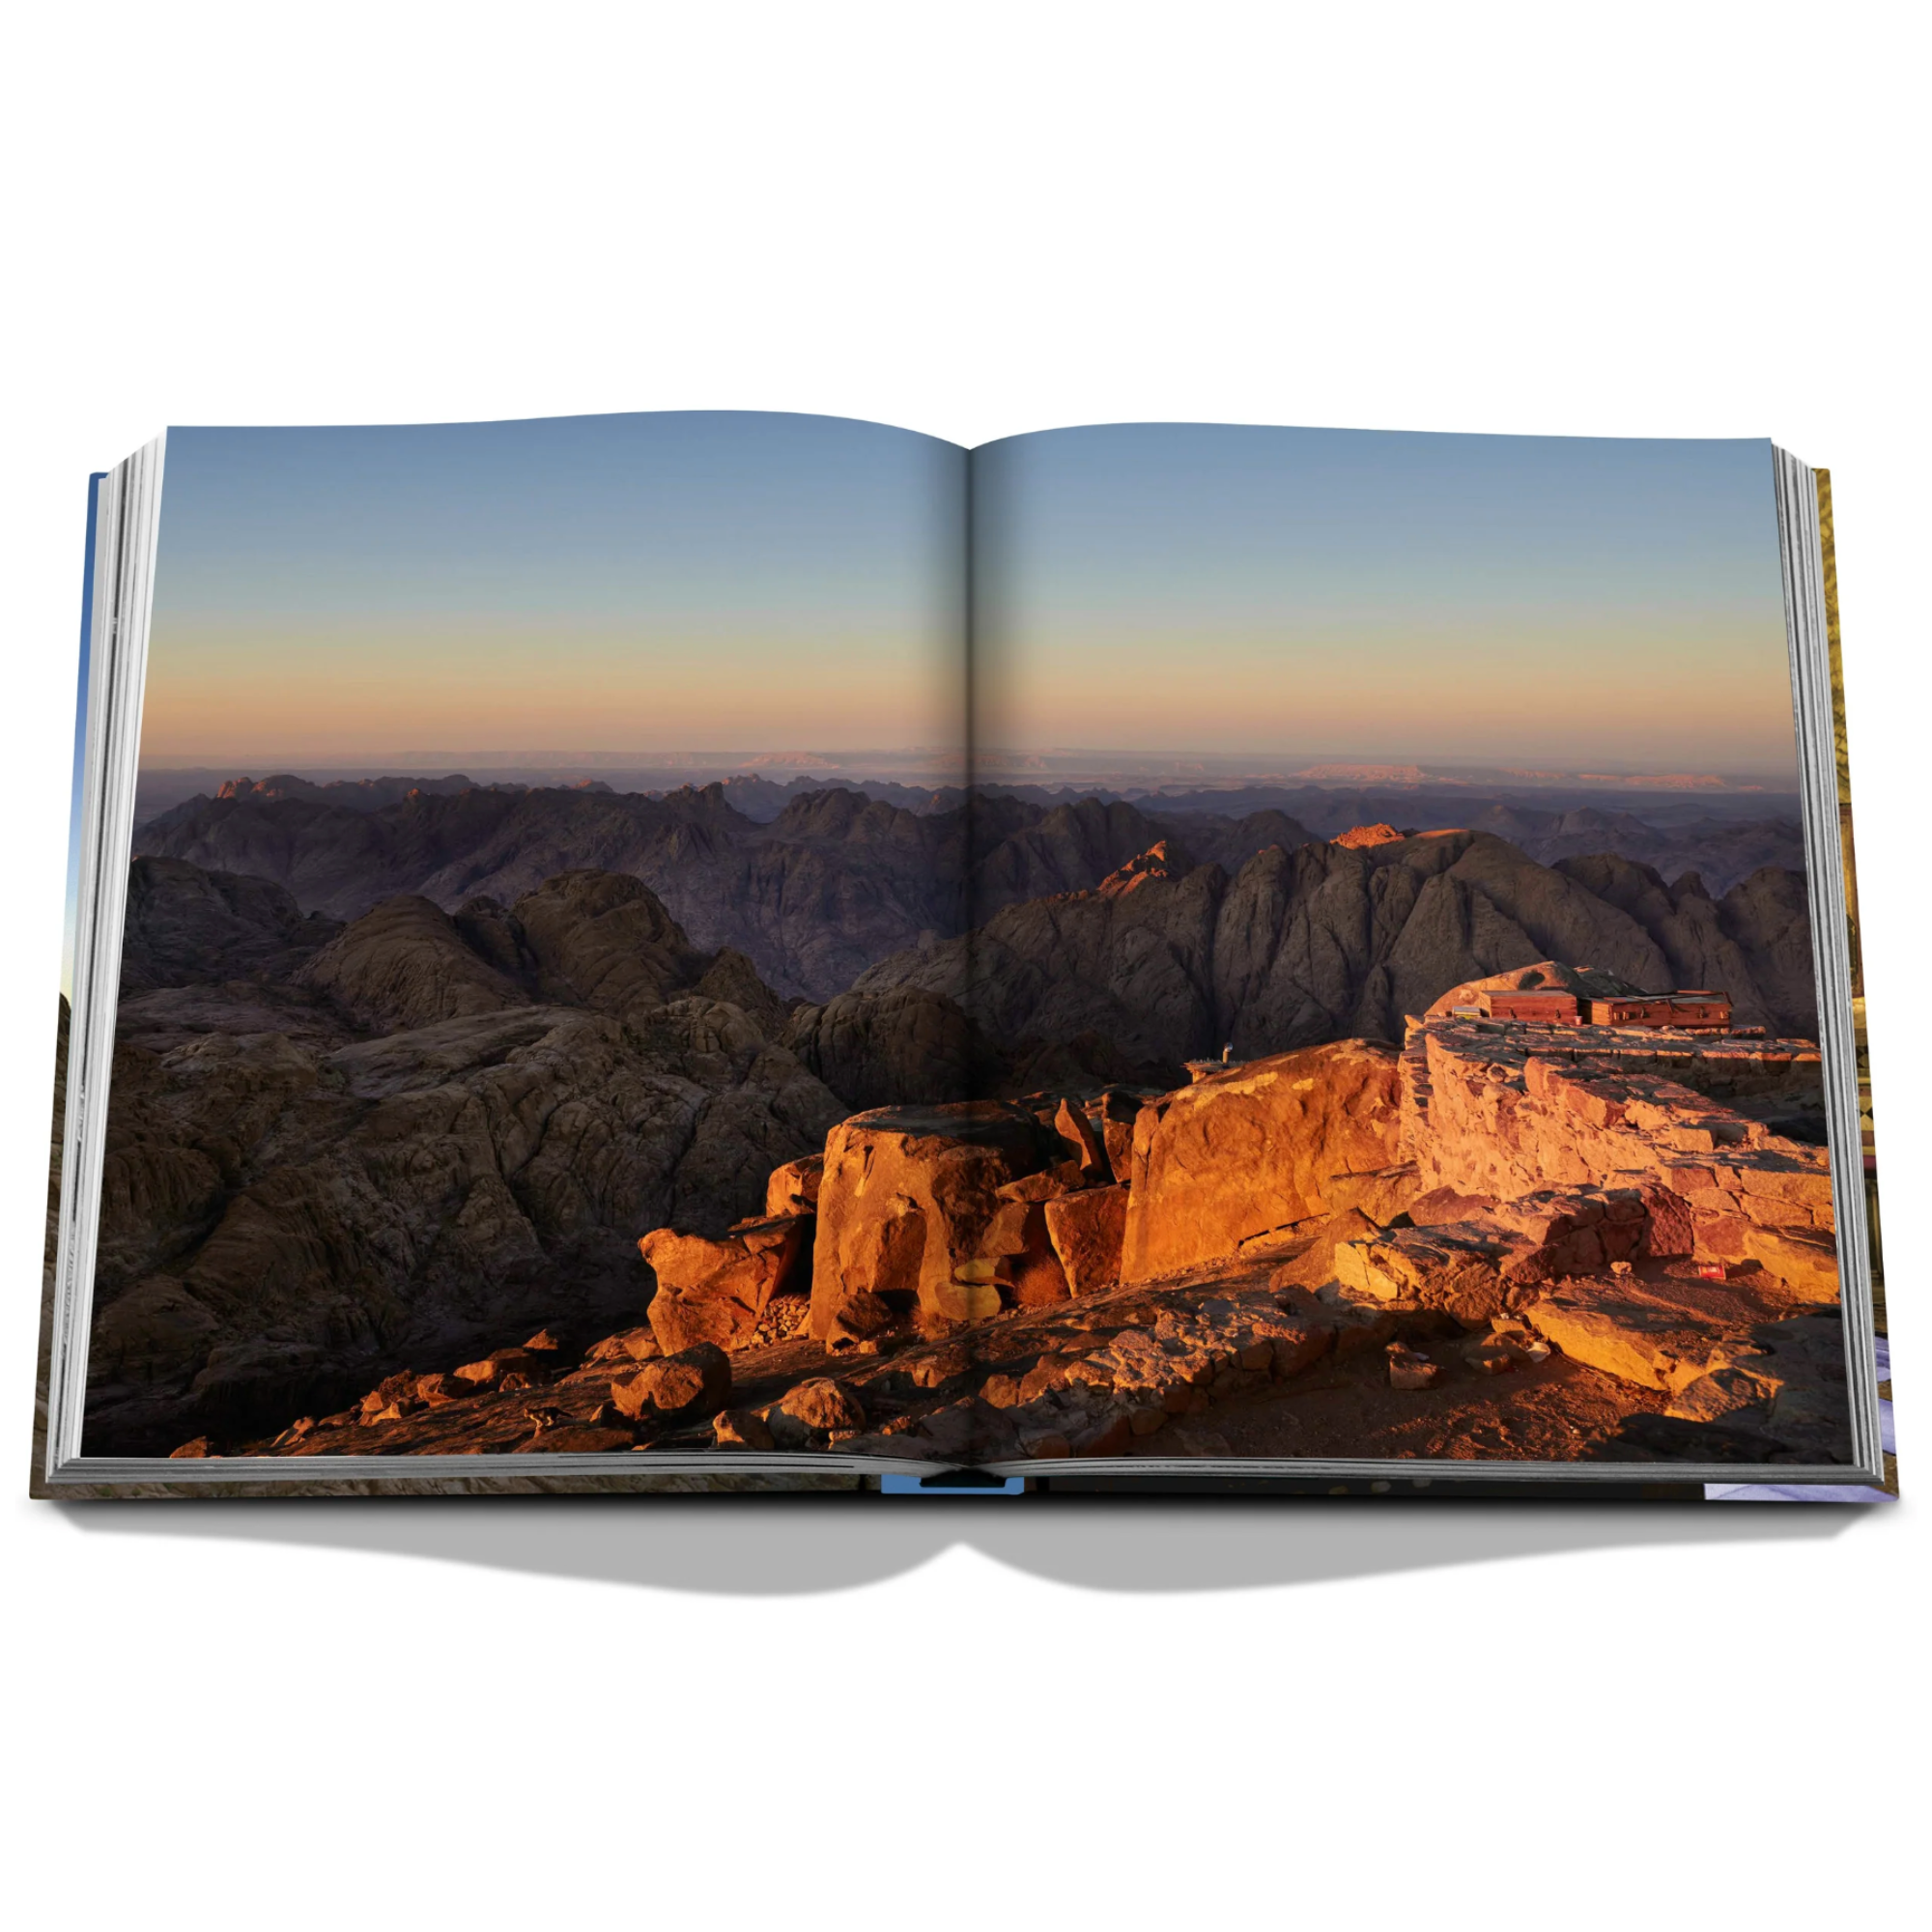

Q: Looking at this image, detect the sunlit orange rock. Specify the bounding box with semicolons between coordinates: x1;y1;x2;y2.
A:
1120;1040;1404;1282
809;1101;1048;1340
641;1215;810;1354
611;1342;731;1421
764;1153;824;1218
1042;1184;1129;1295
972;1195;1072;1307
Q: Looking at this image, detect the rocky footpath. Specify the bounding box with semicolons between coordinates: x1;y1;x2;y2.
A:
217;954;1851;1468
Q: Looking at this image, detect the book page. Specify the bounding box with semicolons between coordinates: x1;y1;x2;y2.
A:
65;412;1872;1487
84;411;974;1465
950;421;1858;1473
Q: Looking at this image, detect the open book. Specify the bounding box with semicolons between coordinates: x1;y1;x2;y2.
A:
38;412;1889;1497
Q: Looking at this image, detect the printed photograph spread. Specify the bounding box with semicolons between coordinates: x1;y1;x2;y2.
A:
41;412;1889;1493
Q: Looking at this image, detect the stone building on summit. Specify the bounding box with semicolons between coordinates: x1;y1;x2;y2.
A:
1583;990;1733;1032
1473;985;1735;1032
1438;961;1737;1036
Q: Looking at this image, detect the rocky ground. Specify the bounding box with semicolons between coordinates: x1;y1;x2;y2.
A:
86;863;848;1454
91;792;1847;1471
187;953;1853;1471
185;1241;1843;1470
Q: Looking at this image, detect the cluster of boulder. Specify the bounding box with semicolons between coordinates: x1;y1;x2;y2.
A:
203;952;1852;1469
636;1089;1142;1356
632;1026;1420;1361
196;1278;1354;1465
607;956;1851;1463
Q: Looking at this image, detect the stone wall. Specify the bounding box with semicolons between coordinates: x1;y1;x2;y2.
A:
1401;1016;1837;1295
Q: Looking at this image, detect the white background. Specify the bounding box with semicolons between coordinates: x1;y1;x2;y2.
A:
3;4;1925;1924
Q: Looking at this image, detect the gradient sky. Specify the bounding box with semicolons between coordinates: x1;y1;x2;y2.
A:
974;425;1801;776
142;412;966;761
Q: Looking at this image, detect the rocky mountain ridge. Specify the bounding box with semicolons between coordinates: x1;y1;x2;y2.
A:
133;778;1802;998
843;828;1817;1092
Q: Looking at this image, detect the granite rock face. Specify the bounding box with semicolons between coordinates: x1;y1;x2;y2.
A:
120;856;344;993
510;868;714;1018
764;1154;825;1218
1552;855;1818;1037
297;894;530;1032
611;1343;731;1421
808;1100;1052;1341
640;1215;811;1353
852;830;1813;1085
1120;1040;1405;1282
1042;1185;1130;1296
85;861;844;1455
782;984;985;1109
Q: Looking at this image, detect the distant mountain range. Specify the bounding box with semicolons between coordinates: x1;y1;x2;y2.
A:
133;777;1804;1002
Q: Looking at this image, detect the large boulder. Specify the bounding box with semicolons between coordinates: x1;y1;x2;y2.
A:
1042;1185;1129;1295
969;1195;1071;1309
1093;1089;1144;1182
809;1101;1049;1339
1330;1188;1650;1323
640;1215;810;1353
767;1378;868;1447
765;1154;824;1218
610;1342;731;1421
1267;1208;1382;1291
1120;1040;1404;1282
1523;1274;1810;1394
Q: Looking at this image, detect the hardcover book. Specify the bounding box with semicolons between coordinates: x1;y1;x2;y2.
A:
35;412;1891;1499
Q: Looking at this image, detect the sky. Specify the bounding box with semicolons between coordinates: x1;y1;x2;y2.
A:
139;412;1803;781
973;425;1802;778
141;412;967;762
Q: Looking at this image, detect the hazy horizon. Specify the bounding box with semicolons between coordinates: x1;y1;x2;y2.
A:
134;743;1800;783
976;424;1803;779
141;412;1803;784
143;412;966;762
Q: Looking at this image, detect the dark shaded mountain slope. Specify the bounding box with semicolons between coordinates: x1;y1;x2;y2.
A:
88;858;846;1455
847;831;1815;1091
134;782;1326;1001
